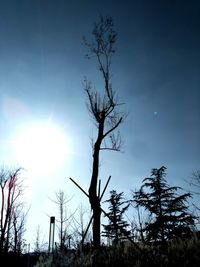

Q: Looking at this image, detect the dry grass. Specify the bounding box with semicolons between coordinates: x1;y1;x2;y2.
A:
34;234;200;267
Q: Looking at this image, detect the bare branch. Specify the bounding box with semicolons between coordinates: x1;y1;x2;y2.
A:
103;116;123;138
83;16;125;247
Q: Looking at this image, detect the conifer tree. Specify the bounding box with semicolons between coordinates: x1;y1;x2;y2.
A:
133;166;195;244
103;190;130;244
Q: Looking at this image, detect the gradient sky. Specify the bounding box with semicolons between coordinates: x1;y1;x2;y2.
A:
0;0;200;247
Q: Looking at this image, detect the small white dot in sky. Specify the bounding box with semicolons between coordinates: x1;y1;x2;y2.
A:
154;111;158;115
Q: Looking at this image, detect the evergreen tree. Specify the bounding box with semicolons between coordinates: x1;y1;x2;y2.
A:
103;190;130;244
133;166;195;244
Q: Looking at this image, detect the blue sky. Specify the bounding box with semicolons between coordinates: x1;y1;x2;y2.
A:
0;0;199;247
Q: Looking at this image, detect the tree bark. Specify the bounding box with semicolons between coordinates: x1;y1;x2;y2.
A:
88;123;103;248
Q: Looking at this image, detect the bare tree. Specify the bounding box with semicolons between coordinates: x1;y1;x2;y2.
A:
71;204;92;248
33;225;48;253
11;202;28;254
187;170;200;219
190;170;200;194
51;190;74;251
0;167;27;255
83;16;125;247
128;202;151;243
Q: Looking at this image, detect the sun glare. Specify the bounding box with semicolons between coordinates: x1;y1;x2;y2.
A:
14;123;69;175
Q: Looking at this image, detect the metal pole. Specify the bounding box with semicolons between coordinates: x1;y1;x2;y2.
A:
48;219;52;253
52;218;55;252
48;216;55;253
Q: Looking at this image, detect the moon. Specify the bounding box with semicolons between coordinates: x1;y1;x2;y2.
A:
14;123;69;175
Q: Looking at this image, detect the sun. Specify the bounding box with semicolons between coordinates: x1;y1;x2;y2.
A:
14;123;69;175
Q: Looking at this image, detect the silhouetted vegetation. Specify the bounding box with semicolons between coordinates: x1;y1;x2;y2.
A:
33;234;200;267
133;166;196;245
83;15;125;248
0;14;199;267
31;166;200;267
189;170;200;212
102;190;130;244
0;167;27;256
1;165;198;266
51;190;74;252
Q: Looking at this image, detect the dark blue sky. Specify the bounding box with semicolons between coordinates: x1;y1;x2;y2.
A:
0;0;199;243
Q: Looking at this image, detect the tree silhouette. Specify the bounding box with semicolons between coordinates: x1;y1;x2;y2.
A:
83;16;125;248
51;190;74;251
33;225;47;253
133;166;195;244
188;170;200;212
103;190;130;244
0;167;27;255
11;201;27;254
71;204;92;248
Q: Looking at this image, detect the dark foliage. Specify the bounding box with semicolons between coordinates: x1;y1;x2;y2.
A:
133;166;196;244
103;190;131;244
34;234;200;267
0;252;39;267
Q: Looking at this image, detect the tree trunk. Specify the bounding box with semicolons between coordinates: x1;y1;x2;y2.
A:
91;196;101;248
88;124;103;248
